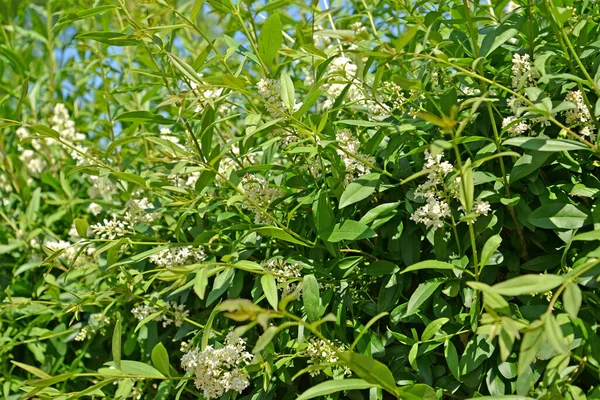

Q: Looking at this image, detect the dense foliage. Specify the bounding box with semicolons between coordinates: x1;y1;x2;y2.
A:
1;0;600;399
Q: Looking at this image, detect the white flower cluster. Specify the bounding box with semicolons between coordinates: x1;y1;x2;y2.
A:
305;338;351;377
90;215;133;240
19;148;47;178
190;75;224;113
257;78;286;116
336;129;374;186
240;174;282;225
262;258;303;296
564;90;596;141
41;103;89;166
131;304;157;320
322;56;361;110
511;53;537;90
127;197;159;224
75;313;111;341
87;175;117;199
365;81;406;120
181;332;253;399
410;151;453;229
351;21;367;35
131;301;189;328
88;202;102;216
45;240;94;266
149;246;206;268
502;53;548;136
217;144;256;181
168;170;201;188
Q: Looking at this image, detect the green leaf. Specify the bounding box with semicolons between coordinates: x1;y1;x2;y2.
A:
112;319;122;370
509;152;552;183
260;274;278;310
253;326;278;354
151;343;170;377
114;111;176;124
74;219;88;238
193;268;209;300
26;188;41;223
422;318;449;341
279;71;294;111
77;31;138;46
460;335;496;375
518;323;545;376
55;5;117;26
503;137;590;152
365;260;399;277
490;274;564;296
326;220;377;243
359;202;399;225
395;25;419;52
542;313;568;355
258;13;282;71
252;226;311;246
111;172;146;188
166;53;202;85
405;279;444;317
401;260;458;274
11;361;51;379
313;191;335;238
459;159;474;213
444;339;460;380
339;352;398;396
297;379;378;400
201;305;219;351
302;275;321;322
563;283;582;319
481;26;519;56
396;384;437;400
528;203;589;229
339;173;380;209
571;230;600;241
104;360;164;378
481;234;502;267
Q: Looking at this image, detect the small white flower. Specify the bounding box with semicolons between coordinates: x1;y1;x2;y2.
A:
181;332;253;399
149;246;206;268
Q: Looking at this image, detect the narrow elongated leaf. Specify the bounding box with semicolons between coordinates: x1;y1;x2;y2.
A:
481;234;502;267
112;319;122;370
528;203;589;229
563;283;582;318
542;313;568;355
151;343;170;377
258;14;282;71
503;137;590;152
115;110;176;124
401;260;458;274
326;220;377;243
422;318;449;341
339;352;398;396
339;173;380;209
518;323;545;376
444;340;460;380
302;275;321;322
252;226;311;246
279;71;294;111
104;361;164;378
253;326;278;354
405;279;444;316
260;274;278;310
297;379;377;400
490;274;564;296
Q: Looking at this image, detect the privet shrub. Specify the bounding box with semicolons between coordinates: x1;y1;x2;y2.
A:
1;0;600;398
